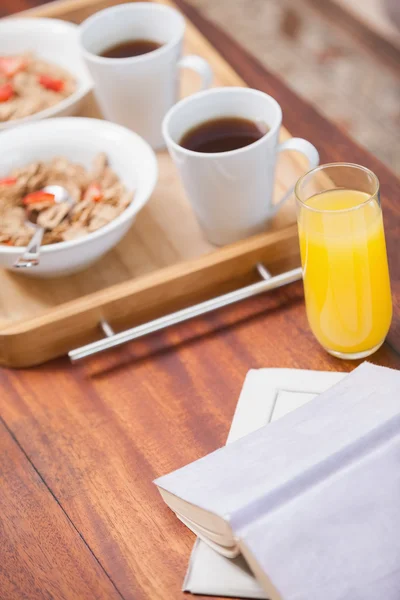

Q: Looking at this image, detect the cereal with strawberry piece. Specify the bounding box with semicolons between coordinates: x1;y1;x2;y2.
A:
0;52;76;122
0;153;133;246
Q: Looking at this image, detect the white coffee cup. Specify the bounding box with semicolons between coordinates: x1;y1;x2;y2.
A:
80;3;213;149
163;87;319;245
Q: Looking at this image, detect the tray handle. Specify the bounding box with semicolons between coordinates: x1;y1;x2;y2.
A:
68;264;302;362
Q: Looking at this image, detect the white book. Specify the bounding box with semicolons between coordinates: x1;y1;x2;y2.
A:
155;363;400;600
183;368;345;598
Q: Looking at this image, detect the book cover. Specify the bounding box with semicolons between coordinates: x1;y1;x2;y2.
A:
183;368;344;598
156;363;400;600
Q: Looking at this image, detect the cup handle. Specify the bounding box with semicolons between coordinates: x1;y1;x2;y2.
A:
270;138;320;216
178;55;213;92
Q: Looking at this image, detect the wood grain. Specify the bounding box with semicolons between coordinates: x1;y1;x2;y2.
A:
0;1;399;600
0;417;123;600
1;226;300;367
0;287;399;600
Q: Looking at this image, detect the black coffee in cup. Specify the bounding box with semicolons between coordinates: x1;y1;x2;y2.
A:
100;39;162;58
179;117;269;153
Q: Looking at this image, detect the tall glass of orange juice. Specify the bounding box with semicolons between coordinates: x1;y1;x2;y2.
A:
295;163;392;359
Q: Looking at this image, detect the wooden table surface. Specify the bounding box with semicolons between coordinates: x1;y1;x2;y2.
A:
1;2;400;599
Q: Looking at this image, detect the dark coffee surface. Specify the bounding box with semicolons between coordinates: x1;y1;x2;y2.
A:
100;39;162;58
180;117;269;153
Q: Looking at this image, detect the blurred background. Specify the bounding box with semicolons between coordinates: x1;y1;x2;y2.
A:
188;0;400;174
4;0;400;174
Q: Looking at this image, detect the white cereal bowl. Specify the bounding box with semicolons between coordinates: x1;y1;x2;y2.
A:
0;117;158;277
0;18;93;131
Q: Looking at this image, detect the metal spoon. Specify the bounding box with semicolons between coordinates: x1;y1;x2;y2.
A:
13;185;74;269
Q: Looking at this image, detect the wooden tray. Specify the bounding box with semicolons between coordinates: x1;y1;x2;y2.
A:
0;0;306;368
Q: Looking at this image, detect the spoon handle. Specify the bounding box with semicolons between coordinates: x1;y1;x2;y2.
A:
13;226;45;269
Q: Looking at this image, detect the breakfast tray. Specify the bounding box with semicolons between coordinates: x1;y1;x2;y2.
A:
0;0;305;368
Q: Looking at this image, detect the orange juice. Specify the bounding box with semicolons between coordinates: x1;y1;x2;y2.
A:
298;189;392;357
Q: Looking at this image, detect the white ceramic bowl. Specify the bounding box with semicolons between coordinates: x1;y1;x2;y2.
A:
0;117;158;277
0;18;93;131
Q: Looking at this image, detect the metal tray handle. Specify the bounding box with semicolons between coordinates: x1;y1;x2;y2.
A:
68;264;302;362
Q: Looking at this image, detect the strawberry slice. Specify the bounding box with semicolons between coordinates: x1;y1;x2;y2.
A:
84;182;103;203
0;177;17;185
23;191;55;206
0;83;14;103
38;74;65;93
0;56;27;78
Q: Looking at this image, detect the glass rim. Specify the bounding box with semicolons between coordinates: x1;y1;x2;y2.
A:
295;162;380;214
